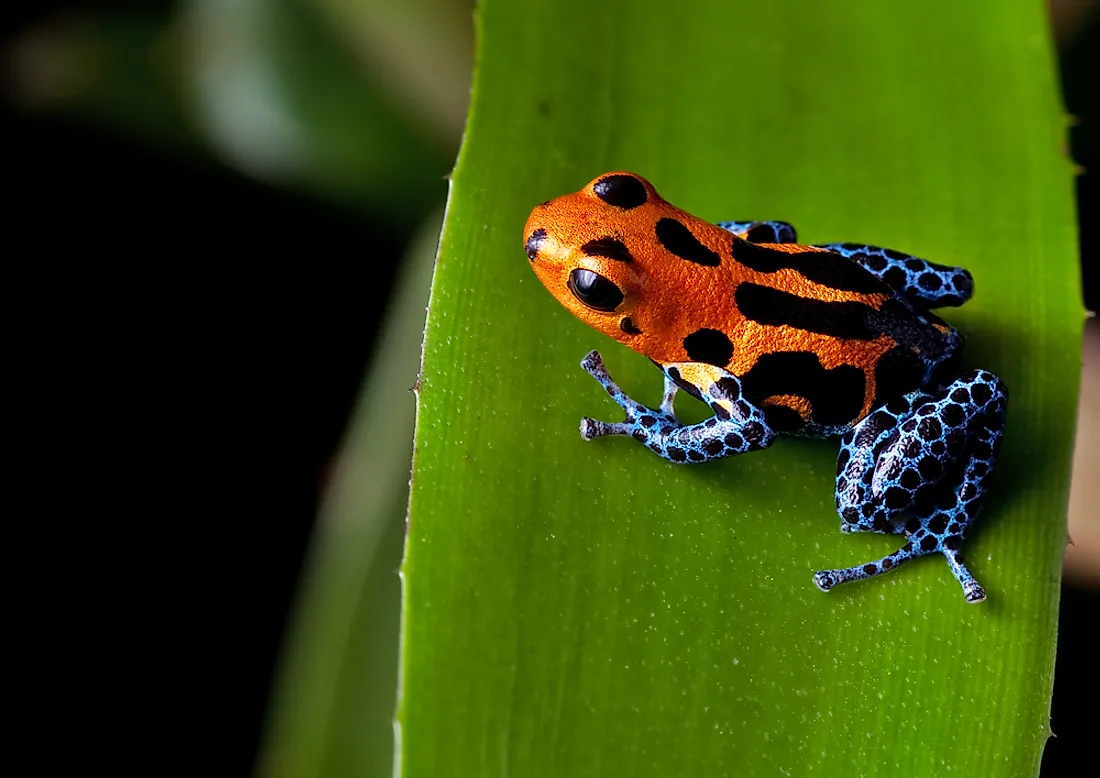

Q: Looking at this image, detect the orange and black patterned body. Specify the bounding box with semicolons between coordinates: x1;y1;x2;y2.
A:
524;172;960;434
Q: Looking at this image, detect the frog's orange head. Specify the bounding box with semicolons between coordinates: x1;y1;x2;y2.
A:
524;172;681;352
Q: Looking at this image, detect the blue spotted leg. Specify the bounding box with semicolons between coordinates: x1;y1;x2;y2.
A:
815;243;974;309
578;350;776;462
815;369;1008;602
716;220;797;244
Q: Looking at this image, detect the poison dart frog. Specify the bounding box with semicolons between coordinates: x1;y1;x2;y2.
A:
524;172;1008;603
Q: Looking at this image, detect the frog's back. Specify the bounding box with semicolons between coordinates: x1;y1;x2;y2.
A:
719;239;962;436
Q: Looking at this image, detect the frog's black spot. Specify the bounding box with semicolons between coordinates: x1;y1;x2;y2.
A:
640;415;657;428
736;283;881;340
941;403;965;427
931;440;946;456
900;468;921;490
918;417;943;442
951;387;971;404
881;556;895;569
648;442;663;453
842;507;859;523
948;522;962;533
592;174;647;209
885;487;910;510
901;438;922;460
918;456;941;480
631;429;646;442
917;404;937;417
860;252;889;272
971;382;993;406
920;535;939;552
723;432;744;450
742;422;767;446
952;271;974;297
928;514;949;534
687;449;706;462
704;418;718;428
836;448;851;474
582;236;634;263
886;397;911;415
525;228;547;261
971;461;988;477
764;404;804;432
656;218;720;266
943;535;962;550
712;377;741;402
918;272;942;291
883;266;908;291
713;404;731;421
740;351;865;427
905;517;921;533
837;476;849;492
734;239;886;294
745;223;786;243
959;483;977;501
704;439;724;456
620;317;642;335
735;400;754;420
683;328;734;366
863;563;878;575
885;249;907;261
905;259;925;272
666;446;687;462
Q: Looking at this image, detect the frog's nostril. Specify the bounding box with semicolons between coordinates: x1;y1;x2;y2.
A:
525;228;548;261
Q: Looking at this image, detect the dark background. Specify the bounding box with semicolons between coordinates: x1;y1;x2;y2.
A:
5;1;1095;774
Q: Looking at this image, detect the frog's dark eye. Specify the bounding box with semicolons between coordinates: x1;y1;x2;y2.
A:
568;269;623;312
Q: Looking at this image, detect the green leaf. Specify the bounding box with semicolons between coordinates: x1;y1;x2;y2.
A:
402;0;1082;776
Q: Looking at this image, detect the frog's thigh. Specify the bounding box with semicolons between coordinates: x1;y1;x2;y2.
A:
814;242;973;308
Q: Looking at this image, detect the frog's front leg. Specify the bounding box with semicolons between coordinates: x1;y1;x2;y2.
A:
716;220;797;244
579;351;776;462
816;369;1008;602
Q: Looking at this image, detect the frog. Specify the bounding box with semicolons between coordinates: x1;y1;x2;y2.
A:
523;171;1008;603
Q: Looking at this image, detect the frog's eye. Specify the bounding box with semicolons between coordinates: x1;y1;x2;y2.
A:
568;269;623;312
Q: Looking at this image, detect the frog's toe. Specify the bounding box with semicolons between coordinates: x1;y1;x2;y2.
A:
813;570;840;592
580;416;608;439
580;350;606;375
964;581;987;604
942;547;987;603
580;416;635;440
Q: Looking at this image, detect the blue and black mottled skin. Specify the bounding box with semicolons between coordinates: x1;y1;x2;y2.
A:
524;172;1009;602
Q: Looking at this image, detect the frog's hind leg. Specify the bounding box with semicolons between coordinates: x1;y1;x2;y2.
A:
814;243;974;309
716;221;797;244
817;370;1008;602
